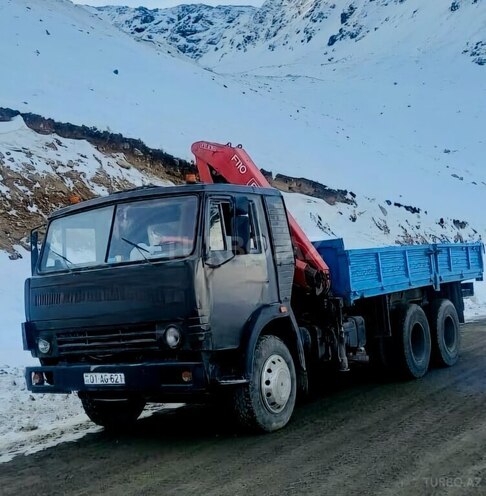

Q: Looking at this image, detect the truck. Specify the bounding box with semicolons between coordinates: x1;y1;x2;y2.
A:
23;142;485;432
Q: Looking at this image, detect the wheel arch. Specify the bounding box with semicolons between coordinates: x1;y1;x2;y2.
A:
241;305;307;392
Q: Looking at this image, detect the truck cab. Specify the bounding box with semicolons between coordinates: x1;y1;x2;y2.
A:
24;184;303;431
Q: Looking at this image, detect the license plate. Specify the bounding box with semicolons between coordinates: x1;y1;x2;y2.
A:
83;373;125;386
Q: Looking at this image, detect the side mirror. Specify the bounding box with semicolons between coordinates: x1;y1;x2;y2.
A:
30;229;39;275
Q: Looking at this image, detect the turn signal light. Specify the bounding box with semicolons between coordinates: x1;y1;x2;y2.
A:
32;372;45;386
182;371;192;383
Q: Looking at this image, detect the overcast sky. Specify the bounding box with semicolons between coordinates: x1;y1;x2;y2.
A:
78;0;263;7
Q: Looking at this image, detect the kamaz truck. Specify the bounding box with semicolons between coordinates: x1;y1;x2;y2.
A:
23;142;484;432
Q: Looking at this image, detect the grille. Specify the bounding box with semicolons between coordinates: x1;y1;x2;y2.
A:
56;325;159;356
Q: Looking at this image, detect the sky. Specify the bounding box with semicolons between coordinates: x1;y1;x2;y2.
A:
78;0;263;7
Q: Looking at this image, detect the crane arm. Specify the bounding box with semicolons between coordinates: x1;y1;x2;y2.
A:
191;141;330;294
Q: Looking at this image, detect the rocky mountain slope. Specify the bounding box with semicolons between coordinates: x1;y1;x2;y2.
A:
82;0;486;234
88;4;256;60
3;0;483;228
3;108;478;259
90;0;486;72
0;108;193;256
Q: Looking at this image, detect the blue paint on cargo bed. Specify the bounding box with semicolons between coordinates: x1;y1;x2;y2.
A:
313;239;485;305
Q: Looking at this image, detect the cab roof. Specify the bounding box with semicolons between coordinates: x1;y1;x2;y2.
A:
49;183;282;220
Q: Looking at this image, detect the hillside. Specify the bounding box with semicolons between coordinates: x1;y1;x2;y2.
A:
0;0;484;230
0;110;483;368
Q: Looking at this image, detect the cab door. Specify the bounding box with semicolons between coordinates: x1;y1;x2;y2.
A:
204;195;270;349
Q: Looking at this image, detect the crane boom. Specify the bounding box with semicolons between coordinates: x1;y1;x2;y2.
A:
191;141;330;294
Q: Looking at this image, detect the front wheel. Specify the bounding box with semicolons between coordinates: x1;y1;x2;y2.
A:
233;335;297;433
79;392;146;430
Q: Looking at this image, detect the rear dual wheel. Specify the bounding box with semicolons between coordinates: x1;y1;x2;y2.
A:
392;299;460;379
429;299;460;367
393;304;432;379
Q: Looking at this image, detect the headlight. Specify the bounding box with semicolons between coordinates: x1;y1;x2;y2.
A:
38;338;51;354
165;326;181;349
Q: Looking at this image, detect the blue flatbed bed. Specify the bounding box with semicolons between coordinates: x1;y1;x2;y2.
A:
313;239;484;306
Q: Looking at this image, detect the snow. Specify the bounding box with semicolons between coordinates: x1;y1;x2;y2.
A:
87;4;257;60
0;250;98;464
1;0;485;232
87;0;486;233
283;191;486;321
0;249;32;367
464;279;486;322
0;363;183;464
0;365;98;464
0;116;168;195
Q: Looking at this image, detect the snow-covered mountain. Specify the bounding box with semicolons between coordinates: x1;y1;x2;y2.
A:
88;4;257;60
90;0;486;71
2;0;485;231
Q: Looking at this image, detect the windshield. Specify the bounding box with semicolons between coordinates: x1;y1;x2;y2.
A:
39;196;198;272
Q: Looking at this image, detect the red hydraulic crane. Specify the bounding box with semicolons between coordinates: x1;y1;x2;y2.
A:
191;141;330;294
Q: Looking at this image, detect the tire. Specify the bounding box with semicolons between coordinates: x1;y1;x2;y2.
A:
429;299;460;367
233;335;297;433
79;392;146;430
393;304;431;379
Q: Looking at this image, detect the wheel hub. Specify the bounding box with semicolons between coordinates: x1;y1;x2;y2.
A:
261;354;291;413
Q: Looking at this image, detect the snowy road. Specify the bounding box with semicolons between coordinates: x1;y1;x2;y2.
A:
1;321;485;496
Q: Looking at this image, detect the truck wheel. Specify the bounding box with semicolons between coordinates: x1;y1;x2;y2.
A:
233;335;297;433
79;393;146;430
429;299;460;367
393;304;431;379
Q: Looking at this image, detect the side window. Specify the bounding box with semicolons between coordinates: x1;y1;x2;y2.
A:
233;199;262;256
207;198;262;256
208;200;232;252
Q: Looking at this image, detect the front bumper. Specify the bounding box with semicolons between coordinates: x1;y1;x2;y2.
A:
26;361;208;394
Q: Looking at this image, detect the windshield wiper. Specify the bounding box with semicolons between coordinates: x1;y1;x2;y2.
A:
49;248;74;272
121;237;153;264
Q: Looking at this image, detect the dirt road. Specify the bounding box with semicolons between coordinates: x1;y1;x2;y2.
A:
1;322;486;496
